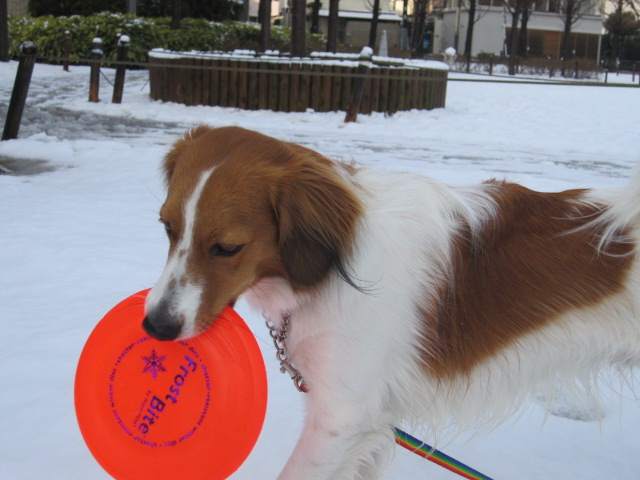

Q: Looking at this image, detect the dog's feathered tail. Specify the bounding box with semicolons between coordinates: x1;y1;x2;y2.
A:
588;165;640;252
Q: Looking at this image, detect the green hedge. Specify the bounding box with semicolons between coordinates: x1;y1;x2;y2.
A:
8;13;326;65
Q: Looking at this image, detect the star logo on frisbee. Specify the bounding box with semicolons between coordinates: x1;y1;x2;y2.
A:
141;349;167;380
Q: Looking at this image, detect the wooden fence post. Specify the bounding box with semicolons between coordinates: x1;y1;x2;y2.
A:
112;35;130;104
88;37;102;103
63;31;71;71
344;47;373;123
2;42;38;141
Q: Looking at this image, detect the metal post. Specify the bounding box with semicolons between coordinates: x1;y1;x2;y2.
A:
112;35;130;104
88;37;102;103
2;42;38;141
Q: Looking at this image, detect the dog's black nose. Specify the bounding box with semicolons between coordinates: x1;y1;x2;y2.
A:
142;316;181;341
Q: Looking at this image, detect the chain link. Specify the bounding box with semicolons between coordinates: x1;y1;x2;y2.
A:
265;314;308;393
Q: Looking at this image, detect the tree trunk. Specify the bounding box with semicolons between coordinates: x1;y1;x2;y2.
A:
368;0;381;48
410;0;428;58
290;0;307;57
508;5;521;75
464;0;476;57
171;0;181;30
611;0;624;70
464;0;476;71
611;33;622;70
259;0;272;52
560;0;574;61
311;0;321;34
327;0;340;52
0;0;8;62
518;6;529;58
402;0;409;27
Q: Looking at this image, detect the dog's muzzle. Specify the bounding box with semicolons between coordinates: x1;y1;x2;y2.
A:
142;296;182;341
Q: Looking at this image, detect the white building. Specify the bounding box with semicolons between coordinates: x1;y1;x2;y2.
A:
247;0;282;21
8;0;28;15
290;0;404;50
432;0;604;62
318;0;404;50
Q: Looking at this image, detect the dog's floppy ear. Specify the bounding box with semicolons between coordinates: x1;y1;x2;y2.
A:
274;153;363;290
163;126;212;183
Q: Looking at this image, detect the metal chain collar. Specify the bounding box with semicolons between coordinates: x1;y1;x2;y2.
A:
265;314;308;393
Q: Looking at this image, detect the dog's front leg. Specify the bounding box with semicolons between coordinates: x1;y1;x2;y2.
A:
276;379;396;480
277;411;394;480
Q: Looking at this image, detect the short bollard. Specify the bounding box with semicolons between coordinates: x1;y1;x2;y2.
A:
89;37;103;103
2;42;38;141
112;35;130;104
344;47;373;123
63;31;71;72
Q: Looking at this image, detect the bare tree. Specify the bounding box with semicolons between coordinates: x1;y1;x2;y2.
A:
502;0;537;74
327;0;340;52
557;0;589;62
463;0;491;70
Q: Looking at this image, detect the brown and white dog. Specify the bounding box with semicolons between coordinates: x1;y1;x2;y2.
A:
144;126;640;479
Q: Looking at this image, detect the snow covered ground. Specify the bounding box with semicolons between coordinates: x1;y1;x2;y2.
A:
1;60;639;480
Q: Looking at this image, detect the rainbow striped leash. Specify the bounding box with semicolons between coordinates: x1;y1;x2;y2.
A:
394;428;494;480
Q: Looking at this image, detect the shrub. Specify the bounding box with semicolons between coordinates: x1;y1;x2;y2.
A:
7;13;327;64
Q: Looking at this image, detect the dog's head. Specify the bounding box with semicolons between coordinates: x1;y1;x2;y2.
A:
143;126;362;340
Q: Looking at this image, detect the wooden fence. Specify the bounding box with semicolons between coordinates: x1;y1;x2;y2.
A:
148;52;448;114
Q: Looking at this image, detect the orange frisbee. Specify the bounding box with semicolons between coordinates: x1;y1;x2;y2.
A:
74;289;267;480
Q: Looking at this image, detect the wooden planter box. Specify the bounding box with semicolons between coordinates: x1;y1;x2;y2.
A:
148;50;448;114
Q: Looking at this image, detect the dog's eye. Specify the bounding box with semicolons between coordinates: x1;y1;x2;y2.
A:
210;243;245;258
163;222;173;237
